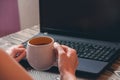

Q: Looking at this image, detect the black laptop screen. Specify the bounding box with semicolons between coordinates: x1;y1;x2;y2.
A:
40;0;120;42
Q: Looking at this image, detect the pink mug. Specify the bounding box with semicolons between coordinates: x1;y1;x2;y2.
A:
26;36;56;70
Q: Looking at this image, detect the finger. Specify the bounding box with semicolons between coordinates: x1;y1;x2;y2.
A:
54;42;66;55
15;51;26;62
61;45;70;52
61;45;69;48
17;44;24;48
62;45;77;53
10;48;26;58
15;48;26;53
62;45;78;60
61;45;74;55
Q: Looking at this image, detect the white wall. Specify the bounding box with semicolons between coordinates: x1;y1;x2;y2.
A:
18;0;39;30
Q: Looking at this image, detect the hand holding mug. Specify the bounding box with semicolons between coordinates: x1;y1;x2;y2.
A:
54;42;78;80
7;45;26;62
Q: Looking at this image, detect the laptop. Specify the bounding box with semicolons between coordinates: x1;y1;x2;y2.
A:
21;0;120;78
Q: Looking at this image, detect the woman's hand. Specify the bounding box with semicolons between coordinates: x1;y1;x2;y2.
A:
54;42;78;80
7;45;26;62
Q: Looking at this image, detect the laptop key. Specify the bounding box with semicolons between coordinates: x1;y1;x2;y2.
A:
56;39;119;62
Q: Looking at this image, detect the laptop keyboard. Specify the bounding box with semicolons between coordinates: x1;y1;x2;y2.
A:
56;39;118;62
22;38;119;62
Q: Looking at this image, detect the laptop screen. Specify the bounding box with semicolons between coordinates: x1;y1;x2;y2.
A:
40;0;120;42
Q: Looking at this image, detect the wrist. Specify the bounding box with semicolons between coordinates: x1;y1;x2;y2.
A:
60;71;77;80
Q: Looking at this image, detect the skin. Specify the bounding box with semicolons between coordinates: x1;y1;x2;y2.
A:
7;45;26;62
0;48;33;80
0;43;78;80
54;42;78;80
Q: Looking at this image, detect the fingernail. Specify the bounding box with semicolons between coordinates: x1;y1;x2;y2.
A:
54;42;60;47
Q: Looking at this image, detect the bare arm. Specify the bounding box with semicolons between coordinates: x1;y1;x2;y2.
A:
0;48;33;80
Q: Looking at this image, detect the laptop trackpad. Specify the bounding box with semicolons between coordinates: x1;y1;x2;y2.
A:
77;58;108;74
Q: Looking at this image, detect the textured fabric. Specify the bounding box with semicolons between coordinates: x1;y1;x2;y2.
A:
28;69;60;80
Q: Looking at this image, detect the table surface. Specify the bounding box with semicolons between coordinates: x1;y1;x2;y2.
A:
0;25;120;80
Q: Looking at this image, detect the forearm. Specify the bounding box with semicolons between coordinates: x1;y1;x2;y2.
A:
0;49;33;80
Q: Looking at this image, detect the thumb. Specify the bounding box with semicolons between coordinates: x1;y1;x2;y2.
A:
54;42;65;55
54;42;61;48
